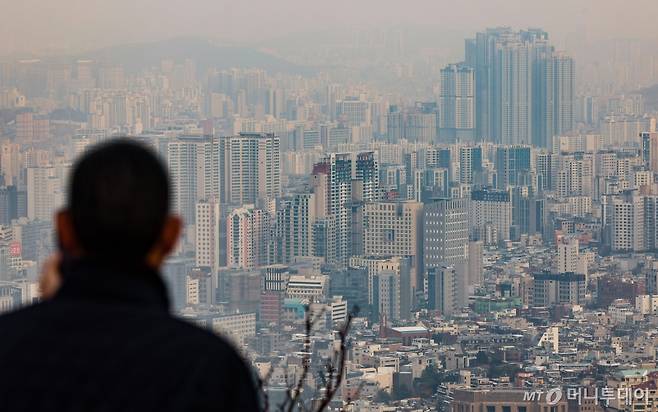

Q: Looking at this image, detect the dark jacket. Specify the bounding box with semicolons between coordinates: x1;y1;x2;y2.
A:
0;258;261;411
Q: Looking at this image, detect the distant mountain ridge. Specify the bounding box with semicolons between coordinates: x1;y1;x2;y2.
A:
76;37;310;75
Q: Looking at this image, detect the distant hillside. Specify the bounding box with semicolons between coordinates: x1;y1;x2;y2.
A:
639;83;658;111
77;37;310;75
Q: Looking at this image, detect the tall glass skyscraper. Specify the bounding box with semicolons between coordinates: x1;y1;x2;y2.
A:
463;27;575;147
440;64;475;142
553;52;576;139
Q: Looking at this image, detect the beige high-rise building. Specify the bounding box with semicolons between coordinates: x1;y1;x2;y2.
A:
362;201;423;294
556;236;580;274
603;191;658;253
274;193;316;264
195;199;221;274
16;112;34;143
470;188;512;245
467;240;483;287
185;267;216;306
556;152;594;197
219;133;281;206
425;197;469;307
1;141;20;186
16;112;50;144
226;205;271;269
26;166;68;221
164;136;219;225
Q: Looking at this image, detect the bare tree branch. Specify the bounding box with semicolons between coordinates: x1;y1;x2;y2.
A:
285;305;315;412
256;367;274;412
313;308;356;411
261;305;358;412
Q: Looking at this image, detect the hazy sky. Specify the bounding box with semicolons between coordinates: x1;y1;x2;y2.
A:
2;0;657;55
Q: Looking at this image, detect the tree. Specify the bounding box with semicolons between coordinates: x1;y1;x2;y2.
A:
414;365;457;398
374;389;391;403
475;351;490;366
392;384;412;400
420;365;441;385
258;306;359;412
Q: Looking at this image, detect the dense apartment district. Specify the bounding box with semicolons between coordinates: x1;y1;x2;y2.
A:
1;27;658;411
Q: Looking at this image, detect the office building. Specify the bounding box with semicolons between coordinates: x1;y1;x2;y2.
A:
354;151;380;202
285;274;328;302
273;193;316;264
468;240;483;286
0;186;18;226
405;103;439;144
386;106;404;142
424;198;469;306
185;267;216;306
603;191;658;253
535;151;555;192
195;199;221;274
312;153;352;266
162;256;196;310
16;112;50;143
470;188;512;245
372;270;401;322
362;201;423;295
427;266;457;316
494;145;531;189
219;133;281;206
642;132;658;172
458;146;482;184
1;142;20;186
327;266;369;315
556;236;580;274
532;271;586;307
336;97;371;127
26;166;67;222
350;255;411;320
556;152;594;197
209;312;257;348
222;270;261;314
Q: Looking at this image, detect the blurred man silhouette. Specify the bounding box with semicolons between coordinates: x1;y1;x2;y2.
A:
0;140;260;411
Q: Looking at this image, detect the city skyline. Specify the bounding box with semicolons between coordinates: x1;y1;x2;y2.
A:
1;13;658;411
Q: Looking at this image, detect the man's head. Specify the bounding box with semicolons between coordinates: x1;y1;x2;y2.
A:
57;139;181;268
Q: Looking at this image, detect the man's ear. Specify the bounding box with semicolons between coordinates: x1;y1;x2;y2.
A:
146;215;182;269
56;210;82;256
159;215;182;257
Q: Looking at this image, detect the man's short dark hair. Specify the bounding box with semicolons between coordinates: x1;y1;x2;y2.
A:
69;139;170;262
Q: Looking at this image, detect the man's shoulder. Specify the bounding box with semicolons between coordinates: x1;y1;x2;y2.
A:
167;316;229;345
0;303;242;360
0;302;46;325
0;303;248;374
0;303;56;347
158;316;246;361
